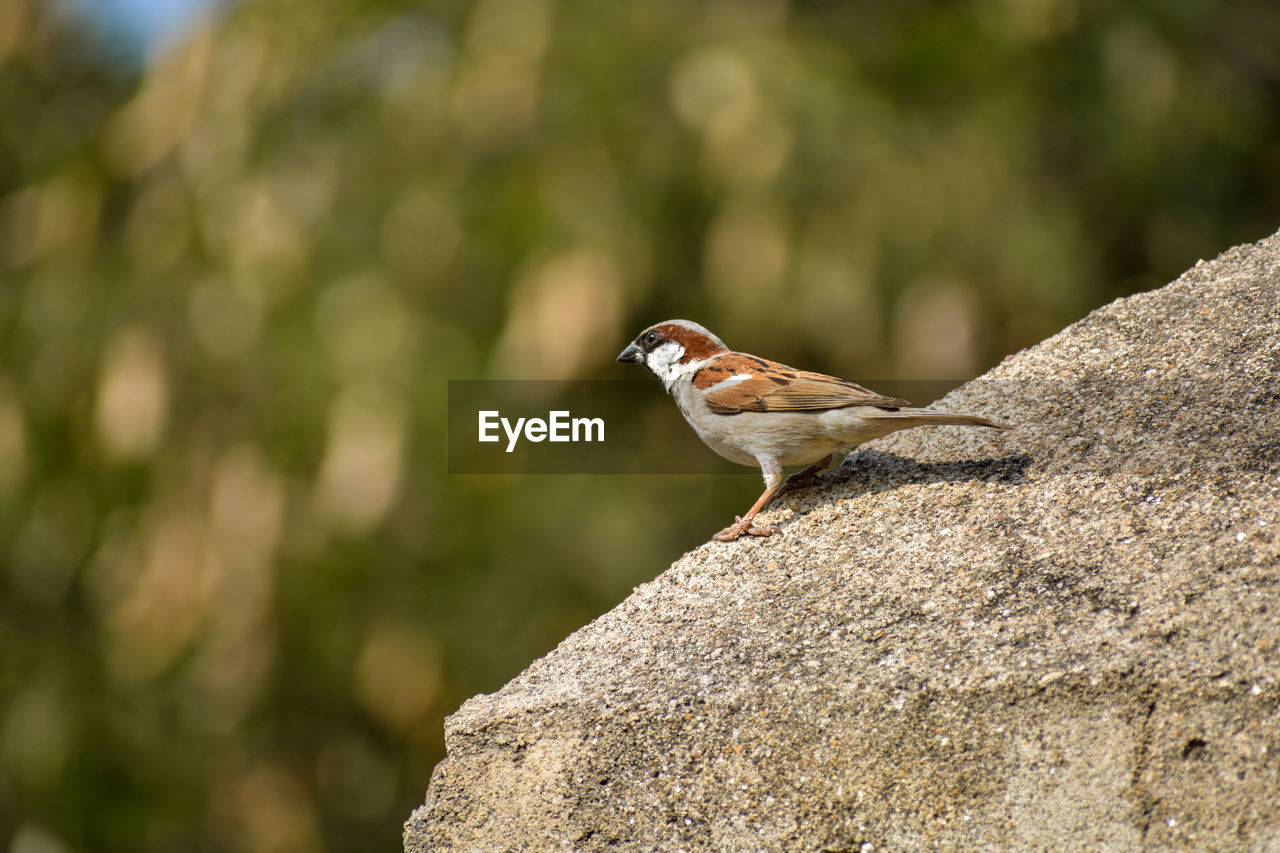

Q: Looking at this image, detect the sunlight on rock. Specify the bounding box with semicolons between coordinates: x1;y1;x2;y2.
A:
492;248;625;379
315;385;405;533
354;619;442;737
94;329;169;462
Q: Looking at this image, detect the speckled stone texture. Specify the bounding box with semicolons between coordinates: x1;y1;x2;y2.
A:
406;232;1280;851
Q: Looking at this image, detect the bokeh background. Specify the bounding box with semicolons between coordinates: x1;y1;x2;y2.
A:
2;0;1279;849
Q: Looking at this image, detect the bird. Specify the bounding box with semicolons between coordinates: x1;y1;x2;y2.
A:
617;320;1011;542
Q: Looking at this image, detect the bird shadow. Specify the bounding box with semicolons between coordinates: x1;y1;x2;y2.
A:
786;448;1034;512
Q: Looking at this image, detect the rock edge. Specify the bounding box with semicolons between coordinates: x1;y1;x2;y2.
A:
408;231;1280;851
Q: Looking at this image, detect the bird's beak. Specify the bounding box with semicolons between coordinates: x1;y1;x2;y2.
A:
616;343;643;364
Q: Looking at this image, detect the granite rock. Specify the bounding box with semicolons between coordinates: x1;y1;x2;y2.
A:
407;232;1280;851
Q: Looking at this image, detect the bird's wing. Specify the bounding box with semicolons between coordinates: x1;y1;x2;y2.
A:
693;353;910;414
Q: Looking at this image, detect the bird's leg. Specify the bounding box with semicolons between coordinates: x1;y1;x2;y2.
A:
765;452;839;509
714;458;785;542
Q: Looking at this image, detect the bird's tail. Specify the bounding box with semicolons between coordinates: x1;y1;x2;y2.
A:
869;408;1012;431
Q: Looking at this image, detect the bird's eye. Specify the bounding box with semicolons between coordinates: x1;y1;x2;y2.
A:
644;331;659;346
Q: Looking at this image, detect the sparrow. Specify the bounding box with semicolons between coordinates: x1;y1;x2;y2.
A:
617;320;1011;542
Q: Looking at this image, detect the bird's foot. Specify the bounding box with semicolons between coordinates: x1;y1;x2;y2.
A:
713;515;781;542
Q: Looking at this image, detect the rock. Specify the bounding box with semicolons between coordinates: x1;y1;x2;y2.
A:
405;232;1280;851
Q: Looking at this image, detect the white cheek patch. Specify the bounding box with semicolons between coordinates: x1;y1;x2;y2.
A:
646;341;687;385
703;373;752;393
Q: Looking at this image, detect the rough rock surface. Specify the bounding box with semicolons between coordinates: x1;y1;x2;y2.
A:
407;232;1280;851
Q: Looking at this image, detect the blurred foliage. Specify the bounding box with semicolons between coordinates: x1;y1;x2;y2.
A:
1;0;1279;849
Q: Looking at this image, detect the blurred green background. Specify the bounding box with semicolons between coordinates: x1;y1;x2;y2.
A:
2;0;1278;849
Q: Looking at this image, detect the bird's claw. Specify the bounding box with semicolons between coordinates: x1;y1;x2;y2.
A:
713;516;782;542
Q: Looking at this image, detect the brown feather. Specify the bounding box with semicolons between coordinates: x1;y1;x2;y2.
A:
693;354;910;414
655;322;729;362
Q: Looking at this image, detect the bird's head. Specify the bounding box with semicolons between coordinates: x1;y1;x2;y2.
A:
617;320;729;390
